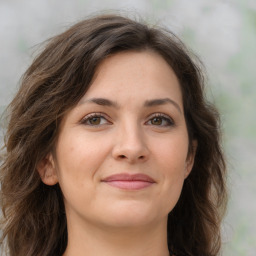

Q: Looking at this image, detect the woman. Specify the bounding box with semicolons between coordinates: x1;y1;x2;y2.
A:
0;14;227;256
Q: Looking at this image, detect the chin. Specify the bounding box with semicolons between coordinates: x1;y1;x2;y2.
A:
99;202;163;228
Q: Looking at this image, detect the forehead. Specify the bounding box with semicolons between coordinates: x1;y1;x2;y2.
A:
81;50;183;106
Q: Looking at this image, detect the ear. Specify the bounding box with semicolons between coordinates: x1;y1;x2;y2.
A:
184;140;198;179
37;154;58;185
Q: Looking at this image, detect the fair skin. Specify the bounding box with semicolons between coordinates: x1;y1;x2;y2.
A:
38;50;196;256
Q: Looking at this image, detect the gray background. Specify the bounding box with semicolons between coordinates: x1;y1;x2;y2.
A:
0;0;256;255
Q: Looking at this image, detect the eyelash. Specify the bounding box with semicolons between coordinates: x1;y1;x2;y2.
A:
80;112;110;126
146;113;174;127
80;113;174;127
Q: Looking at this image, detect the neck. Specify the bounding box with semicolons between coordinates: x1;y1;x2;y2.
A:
63;217;170;256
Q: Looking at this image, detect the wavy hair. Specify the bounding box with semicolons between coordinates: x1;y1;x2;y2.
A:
0;14;227;256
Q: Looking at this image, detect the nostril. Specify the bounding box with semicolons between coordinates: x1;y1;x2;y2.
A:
120;155;126;159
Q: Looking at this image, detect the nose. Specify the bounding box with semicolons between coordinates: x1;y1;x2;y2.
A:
111;123;149;164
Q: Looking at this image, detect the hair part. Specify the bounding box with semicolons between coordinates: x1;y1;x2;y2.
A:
0;14;227;256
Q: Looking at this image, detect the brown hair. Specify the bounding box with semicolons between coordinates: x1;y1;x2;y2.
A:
0;14;227;256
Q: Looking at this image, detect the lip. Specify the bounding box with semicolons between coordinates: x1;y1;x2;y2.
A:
101;173;156;190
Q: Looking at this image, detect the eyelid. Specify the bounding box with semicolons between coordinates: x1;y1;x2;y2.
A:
80;112;112;125
145;113;175;126
80;112;174;127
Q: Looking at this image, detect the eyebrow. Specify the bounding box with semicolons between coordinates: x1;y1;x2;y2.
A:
80;97;182;113
144;98;182;113
79;98;119;108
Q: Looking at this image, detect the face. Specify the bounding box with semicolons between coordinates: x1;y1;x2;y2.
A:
38;51;196;230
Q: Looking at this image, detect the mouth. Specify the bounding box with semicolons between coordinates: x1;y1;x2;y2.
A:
101;173;156;190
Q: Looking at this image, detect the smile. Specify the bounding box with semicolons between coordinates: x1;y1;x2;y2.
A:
101;173;156;190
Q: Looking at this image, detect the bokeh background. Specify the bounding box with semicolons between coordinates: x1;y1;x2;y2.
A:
0;0;255;255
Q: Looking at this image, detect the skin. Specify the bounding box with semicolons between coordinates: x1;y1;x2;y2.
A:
38;50;196;256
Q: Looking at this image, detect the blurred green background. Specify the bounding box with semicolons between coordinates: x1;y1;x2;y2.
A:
0;0;255;255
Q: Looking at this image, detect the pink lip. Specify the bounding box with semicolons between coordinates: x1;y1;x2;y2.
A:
102;173;156;190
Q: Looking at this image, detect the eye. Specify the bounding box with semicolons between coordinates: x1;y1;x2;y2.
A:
81;113;111;126
146;114;174;127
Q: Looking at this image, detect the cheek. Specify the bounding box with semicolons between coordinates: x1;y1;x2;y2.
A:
155;132;189;173
54;130;114;199
54;134;107;212
152;134;189;208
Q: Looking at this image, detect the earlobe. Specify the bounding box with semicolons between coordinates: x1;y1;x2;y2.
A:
185;140;198;178
37;154;58;185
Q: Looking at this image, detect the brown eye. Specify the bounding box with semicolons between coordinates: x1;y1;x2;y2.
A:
151;117;163;125
81;113;110;126
88;117;101;125
146;114;174;127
